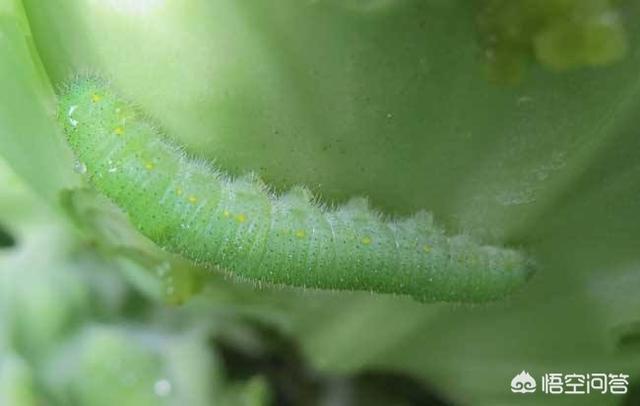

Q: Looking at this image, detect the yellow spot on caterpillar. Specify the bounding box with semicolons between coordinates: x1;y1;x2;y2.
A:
188;195;198;204
144;162;155;170
295;229;306;239
175;188;183;196
223;210;231;218
423;244;432;253
235;213;247;223
113;126;124;136
361;236;372;245
91;93;102;103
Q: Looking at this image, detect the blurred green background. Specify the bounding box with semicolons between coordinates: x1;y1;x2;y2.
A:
1;0;639;404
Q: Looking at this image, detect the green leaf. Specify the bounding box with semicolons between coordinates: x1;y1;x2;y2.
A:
0;0;76;202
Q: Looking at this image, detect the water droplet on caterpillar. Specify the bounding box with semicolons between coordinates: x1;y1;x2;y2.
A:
107;160;119;173
74;160;87;174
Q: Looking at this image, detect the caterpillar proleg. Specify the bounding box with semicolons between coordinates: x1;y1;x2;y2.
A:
58;77;532;302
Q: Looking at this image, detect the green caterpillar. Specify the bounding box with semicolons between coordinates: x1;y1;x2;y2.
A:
58;77;532;302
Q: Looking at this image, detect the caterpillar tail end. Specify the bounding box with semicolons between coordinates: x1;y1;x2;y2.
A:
410;248;535;303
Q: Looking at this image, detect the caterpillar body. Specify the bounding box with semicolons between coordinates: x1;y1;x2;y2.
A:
58;77;532;302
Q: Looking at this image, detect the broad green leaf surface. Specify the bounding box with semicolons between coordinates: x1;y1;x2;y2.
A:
1;0;640;404
0;0;76;202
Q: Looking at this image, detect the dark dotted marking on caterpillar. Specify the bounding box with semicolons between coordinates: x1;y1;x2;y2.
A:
58;76;533;302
